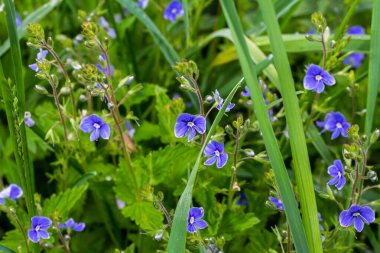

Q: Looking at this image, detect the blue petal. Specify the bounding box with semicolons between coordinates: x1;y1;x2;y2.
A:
80;116;95;133
334;160;344;173
100;123;111;140
187;223;196;233
107;28;116;39
331;128;341;140
204;156;216;166
193;116;206;134
339;210;353;227
29;63;39;72
194;219;208;230
321;70;335;86
359;206;375;224
354;217;364;232
189;207;204;220
90;128;100;141
73;222;85;232
174;121;189;138
8;184;23;200
28;229;40;243
347;26;365;35
37;216;52;230
335;176;346;190
216;153;228;168
204;141;216;156
327;165;339;176
314;81;325;93
38;230;50;239
303;75;318;90
327;176;339;186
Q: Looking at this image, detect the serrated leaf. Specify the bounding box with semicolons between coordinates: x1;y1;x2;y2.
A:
43;184;88;217
218;211;260;240
122;201;163;233
0;230;24;252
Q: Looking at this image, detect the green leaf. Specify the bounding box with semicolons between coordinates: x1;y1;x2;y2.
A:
122;201;163;233
43;184;88;217
134;122;161;141
0;230;23;252
218;211;260;240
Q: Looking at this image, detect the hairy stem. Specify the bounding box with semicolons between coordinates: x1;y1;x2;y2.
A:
9;209;30;253
54;222;71;253
227;128;240;208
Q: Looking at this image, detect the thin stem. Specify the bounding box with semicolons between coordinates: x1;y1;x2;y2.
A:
350;157;360;206
197;231;214;252
157;201;172;227
9;209;30;253
189;77;205;144
43;44;77;120
48;75;69;143
356;143;368;204
321;33;327;70
54;222;71;253
204;104;216;119
227;129;240;208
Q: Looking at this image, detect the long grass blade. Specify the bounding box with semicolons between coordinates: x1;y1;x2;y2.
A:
257;0;322;252
0;0;63;57
364;0;380;137
219;1;309;252
167;77;244;252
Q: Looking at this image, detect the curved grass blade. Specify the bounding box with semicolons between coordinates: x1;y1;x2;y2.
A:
219;1;310;252
364;0;380;137
0;245;16;253
0;0;63;57
257;0;322;252
116;0;180;66
167;78;244;253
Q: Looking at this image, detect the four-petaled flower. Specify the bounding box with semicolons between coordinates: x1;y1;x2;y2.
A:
316;111;350;140
269;197;284;211
59;218;85;232
339;205;375;232
174;113;206;142
343;26;365;68
164;1;184;23
214;90;235;112
80;114;111;141
327;160;346;190
187;207;208;233
29;49;48;72
303;64;335;93
28;216;52;243
204;140;228;168
0;184;23;205
24;112;35;127
98;16;116;38
96;54;115;76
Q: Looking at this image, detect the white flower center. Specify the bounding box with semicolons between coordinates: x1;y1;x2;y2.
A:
336;123;342;128
353;212;360;217
187;122;194;127
93;123;100;129
172;8;177;14
338;171;342;177
35;225;40;232
215;150;220;156
315;75;322;81
190;217;195;224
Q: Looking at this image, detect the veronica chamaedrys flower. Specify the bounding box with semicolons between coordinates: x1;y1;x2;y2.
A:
343;26;365;68
24;112;35;127
269;197;284;211
327;160;346;190
59;218;85;232
98;16;116;38
316;111;350;139
0;184;23;205
204;140;228;168
137;0;149;9
80;114;111;141
339;205;375;232
174;113;206;142
164;1;184;23
29;48;48;72
28;216;52;243
303;64;336;93
15;12;22;28
214;90;235;112
126;121;135;138
187;207;208;233
236;192;248;206
96;54;115;76
241;86;250;97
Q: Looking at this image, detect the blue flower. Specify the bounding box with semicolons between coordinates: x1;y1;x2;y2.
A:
327;160;346;190
29;49;48;72
126;121;135;138
164;1;184;23
241;86;250;97
316;111;350;139
98;16;116;38
59;218;85;232
339;205;375;232
0;184;23;205
96;54;115;76
204;140;228;168
80;114;111;141
214;90;235;112
269;197;284;211
303;64;336;93
343;26;365;68
236;192;249;206
137;0;149;9
28;216;52;243
187;207;208;233
174;113;206;142
15;12;22;28
24;112;35;127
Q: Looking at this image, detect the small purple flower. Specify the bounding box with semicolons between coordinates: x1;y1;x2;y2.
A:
339;205;375;232
236;193;249;206
59;218;85;232
80;114;111;141
327;160;346;190
29;49;48;72
343;26;365;68
98;16;116;38
116;198;126;209
187;207;208;233
96;54;115;76
137;0;149;9
15;12;22;28
241;86;250;97
316;111;350;139
24;112;35;127
174;113;206;142
164;1;184;23
204;140;228;168
303;64;336;93
28;216;52;243
126;121;135;138
0;184;23;205
214;90;235;112
269;197;284;211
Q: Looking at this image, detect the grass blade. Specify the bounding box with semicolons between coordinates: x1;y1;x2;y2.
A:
219;1;309;252
116;0;180;65
364;0;380;137
167;78;243;252
0;0;63;57
257;0;322;252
